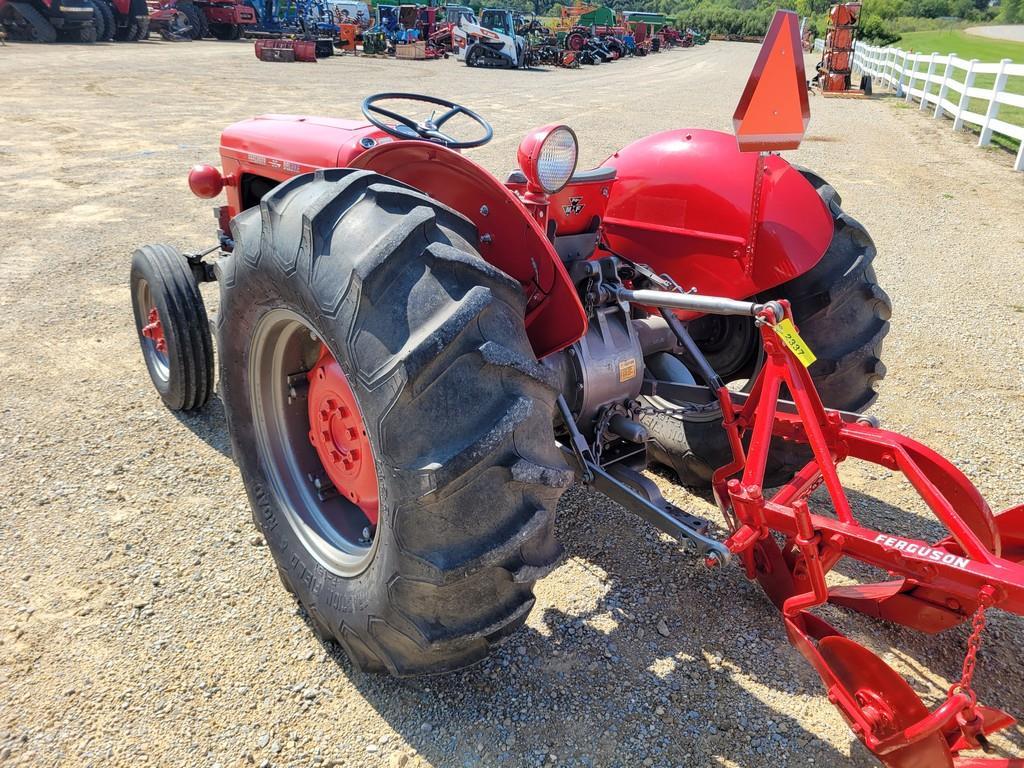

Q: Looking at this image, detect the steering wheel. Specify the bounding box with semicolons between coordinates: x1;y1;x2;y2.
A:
361;93;494;150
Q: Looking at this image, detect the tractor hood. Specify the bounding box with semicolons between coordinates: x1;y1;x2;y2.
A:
220;115;388;171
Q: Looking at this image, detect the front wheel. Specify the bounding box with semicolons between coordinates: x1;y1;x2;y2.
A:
643;172;892;487
218;169;571;676
130;244;215;411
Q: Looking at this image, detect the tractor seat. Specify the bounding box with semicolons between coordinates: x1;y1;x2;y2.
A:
506;166;617;185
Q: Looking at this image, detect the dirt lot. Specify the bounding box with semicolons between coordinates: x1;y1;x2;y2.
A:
2;39;1023;768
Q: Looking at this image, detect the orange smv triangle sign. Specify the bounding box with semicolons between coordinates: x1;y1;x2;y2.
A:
733;10;809;153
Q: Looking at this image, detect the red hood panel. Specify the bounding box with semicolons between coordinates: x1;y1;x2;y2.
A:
220;115;383;169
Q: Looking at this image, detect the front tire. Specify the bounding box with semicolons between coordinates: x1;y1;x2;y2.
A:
218;169;571;676
644;172;891;487
130;244;215;411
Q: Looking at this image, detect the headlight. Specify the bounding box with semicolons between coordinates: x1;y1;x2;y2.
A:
516;124;578;195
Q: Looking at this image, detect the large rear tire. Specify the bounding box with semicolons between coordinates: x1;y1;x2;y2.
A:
218;169;571;676
643;172;891;487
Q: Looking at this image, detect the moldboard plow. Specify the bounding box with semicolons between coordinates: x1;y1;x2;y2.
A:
129;9;1024;766
710;300;1024;766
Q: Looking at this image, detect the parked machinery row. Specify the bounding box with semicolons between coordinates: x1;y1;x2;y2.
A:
0;0;147;41
0;0;265;42
0;0;706;67
451;6;705;70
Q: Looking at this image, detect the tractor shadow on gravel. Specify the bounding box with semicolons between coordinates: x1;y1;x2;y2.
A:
171;392;233;459
284;480;901;767
290;476;1023;766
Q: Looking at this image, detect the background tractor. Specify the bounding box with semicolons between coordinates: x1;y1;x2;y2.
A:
91;0;149;40
147;0;255;39
129;12;1024;767
0;0;95;41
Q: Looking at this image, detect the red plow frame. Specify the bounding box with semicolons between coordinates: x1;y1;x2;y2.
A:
710;300;1024;766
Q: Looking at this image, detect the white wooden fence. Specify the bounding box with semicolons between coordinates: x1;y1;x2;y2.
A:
812;37;1024;170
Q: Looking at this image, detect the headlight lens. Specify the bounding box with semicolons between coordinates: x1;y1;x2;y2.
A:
536;127;578;193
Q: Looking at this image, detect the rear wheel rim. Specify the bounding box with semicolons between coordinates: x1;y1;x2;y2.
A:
135;279;170;383
249;309;379;577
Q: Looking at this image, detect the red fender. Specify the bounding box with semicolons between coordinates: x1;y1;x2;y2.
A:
600;129;833;309
351;141;586;359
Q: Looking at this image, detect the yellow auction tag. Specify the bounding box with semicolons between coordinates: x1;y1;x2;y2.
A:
773;318;817;367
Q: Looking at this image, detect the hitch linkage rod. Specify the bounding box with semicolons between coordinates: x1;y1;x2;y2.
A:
556;396;731;565
614;287;783;323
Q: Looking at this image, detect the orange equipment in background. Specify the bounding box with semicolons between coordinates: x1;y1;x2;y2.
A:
337;22;359;52
818;3;871;97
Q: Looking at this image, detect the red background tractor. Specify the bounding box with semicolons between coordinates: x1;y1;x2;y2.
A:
0;0;96;41
147;0;255;39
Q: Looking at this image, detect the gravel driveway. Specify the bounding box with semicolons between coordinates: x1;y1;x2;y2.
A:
1;39;1023;768
965;24;1024;42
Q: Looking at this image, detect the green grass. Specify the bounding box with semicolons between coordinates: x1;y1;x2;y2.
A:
898;29;1024;62
893;29;1024;152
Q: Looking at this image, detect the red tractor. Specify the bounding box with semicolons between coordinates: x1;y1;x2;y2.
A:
130;12;1024;766
564;23;625;59
147;0;255;39
88;0;149;40
0;0;96;41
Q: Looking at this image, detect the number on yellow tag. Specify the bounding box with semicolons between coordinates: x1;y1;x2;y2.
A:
772;319;817;368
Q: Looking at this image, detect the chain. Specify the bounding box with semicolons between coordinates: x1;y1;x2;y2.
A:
957;604;988;696
634;400;722;419
591;407;616;466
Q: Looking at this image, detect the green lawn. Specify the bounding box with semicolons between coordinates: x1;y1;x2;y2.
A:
893;29;1024;151
898;29;1024;62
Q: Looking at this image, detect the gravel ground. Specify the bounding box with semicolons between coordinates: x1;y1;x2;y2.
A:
1;39;1023;768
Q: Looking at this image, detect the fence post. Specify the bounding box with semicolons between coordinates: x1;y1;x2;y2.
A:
897;50;910;96
979;58;1011;145
920;52;938;110
933;53;955;119
905;53;920;102
1015;142;1024;172
953;58;978;131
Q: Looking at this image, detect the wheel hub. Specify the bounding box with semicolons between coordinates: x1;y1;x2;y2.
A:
307;345;379;525
142;307;167;353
